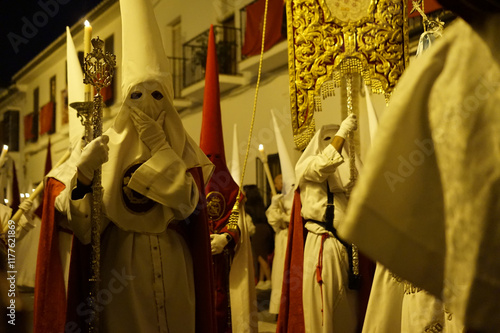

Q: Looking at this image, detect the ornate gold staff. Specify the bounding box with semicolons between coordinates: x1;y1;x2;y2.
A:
73;37;115;332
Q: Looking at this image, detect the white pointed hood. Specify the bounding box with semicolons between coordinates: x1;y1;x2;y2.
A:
364;85;379;145
114;0;211;179
230;124;241;186
270;108;296;196
100;0;213;233
66;27;85;148
45;28;86;181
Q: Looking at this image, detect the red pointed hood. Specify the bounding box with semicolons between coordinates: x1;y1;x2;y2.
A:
200;25;240;228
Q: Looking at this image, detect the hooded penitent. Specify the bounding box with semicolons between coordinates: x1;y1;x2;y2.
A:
200;25;257;333
102;0;213;233
200;25;240;231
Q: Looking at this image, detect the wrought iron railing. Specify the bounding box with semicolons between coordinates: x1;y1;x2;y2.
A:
167;56;185;99
182;25;240;88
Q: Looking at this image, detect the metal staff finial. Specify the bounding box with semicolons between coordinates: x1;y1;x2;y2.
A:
73;36;116;333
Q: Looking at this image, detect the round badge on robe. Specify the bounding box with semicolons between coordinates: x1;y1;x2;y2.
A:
206;191;226;221
122;163;157;214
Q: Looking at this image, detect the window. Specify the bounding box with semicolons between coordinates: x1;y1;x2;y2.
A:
32;87;39;142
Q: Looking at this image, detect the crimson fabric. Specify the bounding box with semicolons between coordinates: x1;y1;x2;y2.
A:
276;190;306;333
40;102;55;135
187;167;218;333
213;252;233;333
24;113;34;141
241;0;284;57
10;161;20;215
356;252;376;332
35;139;53;218
65;238;91;332
200;25;241;333
200;25;241;239
408;0;443;17
33;178;66;333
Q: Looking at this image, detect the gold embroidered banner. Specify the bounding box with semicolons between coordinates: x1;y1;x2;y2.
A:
287;0;409;149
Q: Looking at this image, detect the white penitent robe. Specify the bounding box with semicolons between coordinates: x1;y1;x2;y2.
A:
297;140;358;333
302;222;357;333
362;264;464;333
361;264;405;333
266;193;291;314
338;17;500;332
54;127;206;333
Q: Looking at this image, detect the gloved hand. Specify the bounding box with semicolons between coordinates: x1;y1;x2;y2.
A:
210;233;229;255
270;194;284;207
19;200;33;213
336;114;357;139
129;107;167;154
77;135;109;184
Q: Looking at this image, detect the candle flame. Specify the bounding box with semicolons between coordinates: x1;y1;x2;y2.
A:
84;20;91;27
258;144;264;151
2;145;8;151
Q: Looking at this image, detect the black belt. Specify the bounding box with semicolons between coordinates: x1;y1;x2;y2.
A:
319;183;361;290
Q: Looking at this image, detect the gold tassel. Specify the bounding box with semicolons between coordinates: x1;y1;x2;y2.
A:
226;200;239;231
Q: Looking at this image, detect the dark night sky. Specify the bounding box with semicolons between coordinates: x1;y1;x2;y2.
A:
0;0;104;88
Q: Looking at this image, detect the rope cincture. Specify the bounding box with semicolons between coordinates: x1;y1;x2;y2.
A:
227;0;270;231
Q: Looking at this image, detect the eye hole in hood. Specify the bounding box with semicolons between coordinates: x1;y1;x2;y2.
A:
151;91;164;100
131;91;143;99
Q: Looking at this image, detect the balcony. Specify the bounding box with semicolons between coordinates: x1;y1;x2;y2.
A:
168;56;193;110
181;25;248;102
238;39;288;77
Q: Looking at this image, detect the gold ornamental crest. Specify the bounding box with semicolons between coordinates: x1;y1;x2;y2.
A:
122;162;157;214
206;191;226;221
287;0;409;150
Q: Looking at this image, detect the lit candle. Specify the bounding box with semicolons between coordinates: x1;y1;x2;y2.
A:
0;145;8;169
0;145;8;160
84;20;92;100
258;144;267;163
258;144;277;196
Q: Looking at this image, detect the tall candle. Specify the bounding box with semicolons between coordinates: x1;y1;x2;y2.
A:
258;144;267;163
258;144;277;196
84;20;92;100
0;145;8;168
0;145;8;161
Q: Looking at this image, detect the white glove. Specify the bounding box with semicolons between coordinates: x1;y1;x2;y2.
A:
336;114;357;139
270;194;284;207
210;233;229;255
129;107;167;154
77;135;109;182
19;200;33;213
